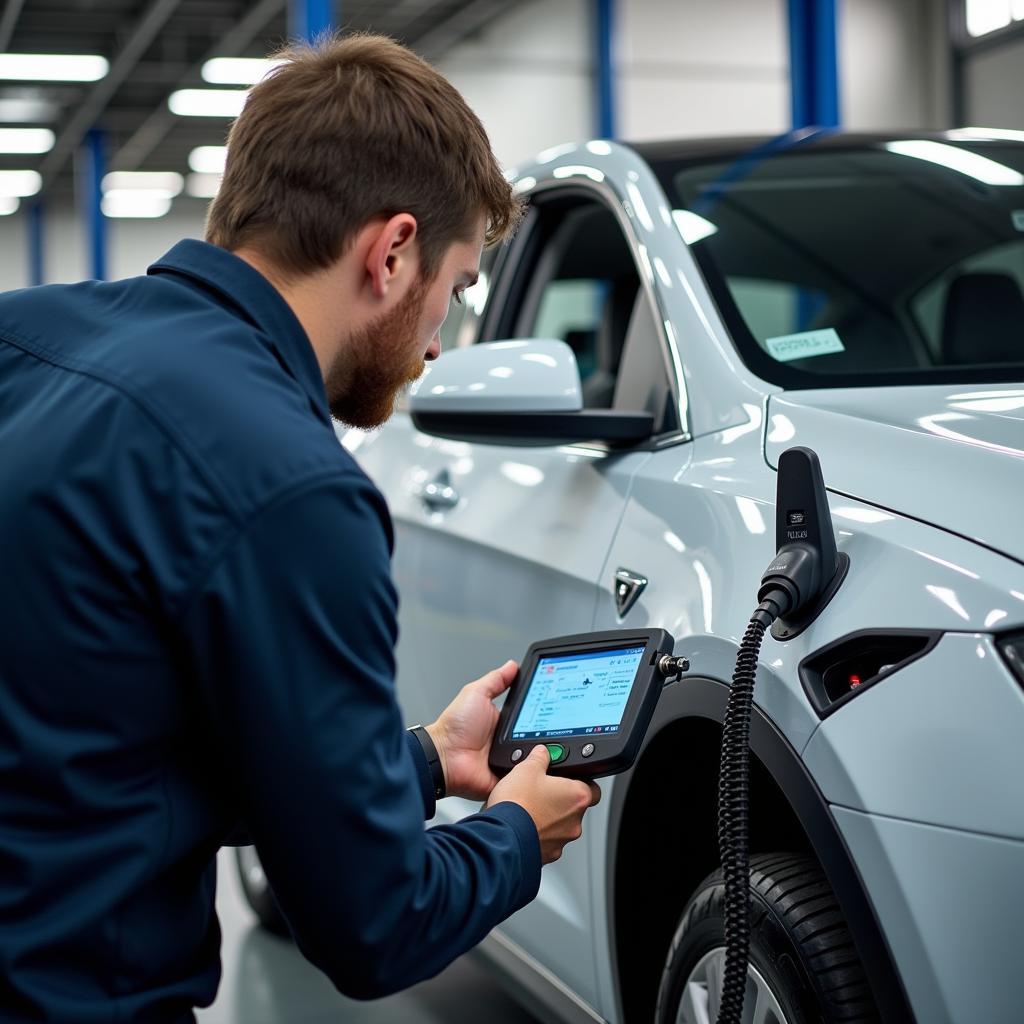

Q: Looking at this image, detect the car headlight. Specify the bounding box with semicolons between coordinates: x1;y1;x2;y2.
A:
997;633;1024;685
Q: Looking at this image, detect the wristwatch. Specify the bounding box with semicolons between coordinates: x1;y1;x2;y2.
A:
408;725;446;800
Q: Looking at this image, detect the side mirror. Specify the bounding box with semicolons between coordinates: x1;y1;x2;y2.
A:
409;339;654;447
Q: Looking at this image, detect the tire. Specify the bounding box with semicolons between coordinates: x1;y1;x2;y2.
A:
234;845;290;937
655;852;879;1024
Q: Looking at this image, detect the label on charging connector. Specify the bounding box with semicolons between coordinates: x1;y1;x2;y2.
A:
765;328;845;362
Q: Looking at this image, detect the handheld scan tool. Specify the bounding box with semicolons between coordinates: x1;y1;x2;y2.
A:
489;629;680;780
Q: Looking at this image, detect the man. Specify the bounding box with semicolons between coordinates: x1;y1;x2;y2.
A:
0;33;599;1023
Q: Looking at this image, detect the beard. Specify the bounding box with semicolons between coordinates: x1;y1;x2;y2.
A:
325;276;430;429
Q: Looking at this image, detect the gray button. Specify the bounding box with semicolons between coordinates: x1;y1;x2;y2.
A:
581;743;595;757
511;748;523;763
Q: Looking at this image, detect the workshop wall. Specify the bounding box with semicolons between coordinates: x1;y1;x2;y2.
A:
839;0;951;132
0;0;957;292
617;0;790;142
434;0;593;169
962;36;1024;129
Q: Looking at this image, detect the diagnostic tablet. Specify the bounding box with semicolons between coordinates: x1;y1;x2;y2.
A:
489;628;677;779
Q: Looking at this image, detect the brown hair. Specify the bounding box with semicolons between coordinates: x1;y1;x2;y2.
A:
205;32;522;279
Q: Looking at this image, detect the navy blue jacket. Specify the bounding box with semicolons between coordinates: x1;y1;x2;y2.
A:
0;240;540;1023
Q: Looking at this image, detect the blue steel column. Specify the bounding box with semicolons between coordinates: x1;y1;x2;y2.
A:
27;201;44;286
595;0;616;138
289;0;334;41
787;0;839;129
83;129;107;281
788;0;837;328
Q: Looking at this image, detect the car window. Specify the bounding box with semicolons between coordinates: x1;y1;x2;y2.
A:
533;279;604;381
911;238;1024;364
487;196;677;431
655;139;1024;387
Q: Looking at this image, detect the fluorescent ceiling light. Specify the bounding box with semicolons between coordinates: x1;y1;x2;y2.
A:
672;209;718;244
185;172;222;198
966;0;1012;36
188;146;227;173
201;57;284;85
0;54;108;81
168;89;247;117
885;140;1024;186
0;128;54;153
0;170;41;197
0;196;20;215
102;171;183;197
101;190;172;218
948;126;1024;143
0;97;58;122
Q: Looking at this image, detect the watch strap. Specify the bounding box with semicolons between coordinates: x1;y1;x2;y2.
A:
409;725;446;800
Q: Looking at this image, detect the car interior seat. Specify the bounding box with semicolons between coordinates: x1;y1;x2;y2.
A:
940;271;1024;365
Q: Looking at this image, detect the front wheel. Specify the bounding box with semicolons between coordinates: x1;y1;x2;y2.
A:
655;853;879;1024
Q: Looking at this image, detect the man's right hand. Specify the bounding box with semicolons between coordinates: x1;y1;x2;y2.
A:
485;745;601;864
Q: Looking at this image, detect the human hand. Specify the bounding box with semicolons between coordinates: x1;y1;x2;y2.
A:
425;660;517;802
485;745;601;864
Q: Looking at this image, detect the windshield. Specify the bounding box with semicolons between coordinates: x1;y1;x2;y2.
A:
654;134;1024;387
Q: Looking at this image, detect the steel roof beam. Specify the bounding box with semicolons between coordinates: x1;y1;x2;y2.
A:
0;0;27;54
38;0;183;188
112;0;285;171
413;0;511;62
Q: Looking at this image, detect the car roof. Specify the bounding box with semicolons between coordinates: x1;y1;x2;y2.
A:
625;130;985;166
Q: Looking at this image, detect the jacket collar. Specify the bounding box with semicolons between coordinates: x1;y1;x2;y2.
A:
148;239;332;426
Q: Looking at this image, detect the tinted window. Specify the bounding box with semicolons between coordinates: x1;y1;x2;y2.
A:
656;137;1024;386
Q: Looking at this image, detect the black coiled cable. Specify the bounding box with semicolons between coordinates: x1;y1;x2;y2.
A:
715;594;786;1024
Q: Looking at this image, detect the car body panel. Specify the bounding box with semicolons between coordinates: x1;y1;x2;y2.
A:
804;633;1024;838
765;385;1024;565
351;135;1024;1024
354;414;653;1011
833;806;1024;1024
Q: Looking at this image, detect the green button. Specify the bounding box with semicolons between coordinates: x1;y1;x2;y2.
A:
545;743;568;764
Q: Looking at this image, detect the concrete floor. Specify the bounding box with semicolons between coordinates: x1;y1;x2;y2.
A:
197;849;543;1024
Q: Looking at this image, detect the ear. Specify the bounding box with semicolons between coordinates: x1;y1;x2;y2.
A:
364;213;419;300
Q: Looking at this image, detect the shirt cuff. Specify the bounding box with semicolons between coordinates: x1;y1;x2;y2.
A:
406;729;437;821
478;801;542;909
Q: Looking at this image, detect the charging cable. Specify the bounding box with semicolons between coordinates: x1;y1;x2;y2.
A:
715;589;791;1024
715;446;840;1024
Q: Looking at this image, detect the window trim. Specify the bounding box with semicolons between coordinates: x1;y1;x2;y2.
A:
477;180;690;448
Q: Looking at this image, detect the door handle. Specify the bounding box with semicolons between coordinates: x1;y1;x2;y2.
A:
418;469;460;512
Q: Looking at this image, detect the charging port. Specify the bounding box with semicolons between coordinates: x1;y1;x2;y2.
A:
800;630;941;716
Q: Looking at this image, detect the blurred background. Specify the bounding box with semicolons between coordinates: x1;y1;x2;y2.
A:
0;0;1022;292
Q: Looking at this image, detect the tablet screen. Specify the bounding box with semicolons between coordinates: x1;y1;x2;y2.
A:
511;645;646;740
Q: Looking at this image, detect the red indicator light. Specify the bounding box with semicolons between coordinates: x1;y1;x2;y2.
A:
849;674;862;688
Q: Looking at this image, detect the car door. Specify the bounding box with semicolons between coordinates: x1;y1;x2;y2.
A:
365;185;681;1009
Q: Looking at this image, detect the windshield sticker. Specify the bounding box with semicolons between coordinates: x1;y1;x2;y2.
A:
765;328;845;362
1012;210;1024;232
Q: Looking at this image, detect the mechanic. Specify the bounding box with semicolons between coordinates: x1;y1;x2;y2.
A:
0;33;600;1023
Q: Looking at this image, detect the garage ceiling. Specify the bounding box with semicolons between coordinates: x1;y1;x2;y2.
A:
1;0;511;201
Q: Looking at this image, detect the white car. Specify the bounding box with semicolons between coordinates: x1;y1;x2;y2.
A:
253;131;1024;1024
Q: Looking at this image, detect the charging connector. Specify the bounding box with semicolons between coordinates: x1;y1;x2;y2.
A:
714;447;846;1024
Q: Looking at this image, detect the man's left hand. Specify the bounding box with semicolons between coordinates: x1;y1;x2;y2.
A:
426;660;518;802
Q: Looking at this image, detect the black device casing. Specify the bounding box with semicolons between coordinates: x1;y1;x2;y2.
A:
489;628;676;780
